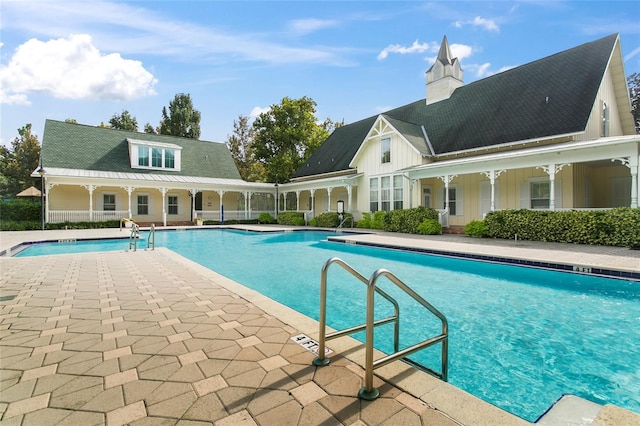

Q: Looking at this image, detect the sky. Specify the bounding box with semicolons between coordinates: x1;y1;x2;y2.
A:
1;1;639;148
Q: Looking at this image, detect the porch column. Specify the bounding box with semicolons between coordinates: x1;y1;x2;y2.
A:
296;191;301;211
246;191;252;220
282;192;288;212
482;170;506;212
125;186;134;219
83;184;96;221
347;185;352;212
438;175;456;212
160;187;167;226
537;164;570;210
634;157;639;208
310;189;316;217
327;187;333;211
217;190;226;222
189;189;199;220
45;182;54;224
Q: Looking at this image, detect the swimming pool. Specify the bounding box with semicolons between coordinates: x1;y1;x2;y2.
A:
15;229;640;421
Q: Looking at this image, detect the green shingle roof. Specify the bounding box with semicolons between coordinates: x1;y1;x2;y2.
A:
42;120;241;180
294;34;617;179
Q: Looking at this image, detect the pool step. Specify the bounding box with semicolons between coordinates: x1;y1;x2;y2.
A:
536;394;602;425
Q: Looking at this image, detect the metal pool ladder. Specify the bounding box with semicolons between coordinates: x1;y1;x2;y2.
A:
312;257;448;400
129;223;155;251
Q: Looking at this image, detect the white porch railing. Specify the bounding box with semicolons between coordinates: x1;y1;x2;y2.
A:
48;210;128;223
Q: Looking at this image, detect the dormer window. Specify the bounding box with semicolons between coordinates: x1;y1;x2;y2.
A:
129;139;182;171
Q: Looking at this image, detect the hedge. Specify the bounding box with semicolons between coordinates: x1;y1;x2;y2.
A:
277;211;305;226
382;206;439;234
310;212;354;228
0;199;41;222
483;208;640;247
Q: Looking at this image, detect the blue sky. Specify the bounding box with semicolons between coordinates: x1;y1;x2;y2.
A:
1;1;639;147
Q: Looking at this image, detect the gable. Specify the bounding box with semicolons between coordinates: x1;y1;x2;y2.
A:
41;120;241;180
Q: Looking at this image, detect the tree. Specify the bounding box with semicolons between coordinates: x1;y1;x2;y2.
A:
226;115;265;182
64;118;78;124
159;93;201;139
629;72;640;134
0;124;41;197
251;96;331;183
109;110;138;131
143;123;157;134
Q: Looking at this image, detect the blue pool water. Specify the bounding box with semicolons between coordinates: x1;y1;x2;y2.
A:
16;229;640;421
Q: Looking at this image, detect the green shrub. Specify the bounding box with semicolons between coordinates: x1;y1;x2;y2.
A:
464;220;489;238
277;211;305;225
383;206;439;234
258;212;275;224
310;212;354;228
0;220;41;231
484;208;640;247
417;219;442;235
0;198;41;222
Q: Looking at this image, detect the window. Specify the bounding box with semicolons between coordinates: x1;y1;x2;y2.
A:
168;196;178;215
443;187;458;215
369;178;379;211
381;176;391;211
393;175;403;210
103;194;116;211
530;181;550;209
165;150;175;169
381;137;391;163
137;195;149;215
601;101;609;137
138;146;149;167
129;139;181;171
152;148;162;167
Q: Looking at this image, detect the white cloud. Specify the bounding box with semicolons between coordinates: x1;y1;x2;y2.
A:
289;18;338;36
625;45;640;62
378;39;433;60
250;106;270;118
450;44;474;61
1;1;354;67
0;34;157;105
454;16;500;32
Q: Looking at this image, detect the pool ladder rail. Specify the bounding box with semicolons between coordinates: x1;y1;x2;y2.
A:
313;257;448;401
128;223;155;251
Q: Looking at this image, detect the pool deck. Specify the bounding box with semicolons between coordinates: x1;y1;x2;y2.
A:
1;226;639;426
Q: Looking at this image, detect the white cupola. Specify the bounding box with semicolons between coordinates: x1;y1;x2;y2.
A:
426;35;464;105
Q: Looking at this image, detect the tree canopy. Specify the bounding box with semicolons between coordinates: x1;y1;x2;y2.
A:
226;115;265;182
251;96;332;183
109;110;138;131
159;93;201;139
0;124;41;198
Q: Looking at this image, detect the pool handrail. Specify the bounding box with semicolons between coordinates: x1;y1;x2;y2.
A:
313;257;448;401
314;257;400;368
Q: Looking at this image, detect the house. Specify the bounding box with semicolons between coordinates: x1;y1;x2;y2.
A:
37;33;638;230
282;33;639;230
36;120;277;226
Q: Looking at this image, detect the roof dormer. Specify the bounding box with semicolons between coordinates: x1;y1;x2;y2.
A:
426;35;464;105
